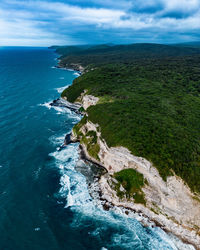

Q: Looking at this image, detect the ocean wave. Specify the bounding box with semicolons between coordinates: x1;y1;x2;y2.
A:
38;101;52;109
73;72;81;77
39;101;81;120
55;85;69;93
59;174;74;207
38;101;65;114
49;139;194;250
49;134;66;145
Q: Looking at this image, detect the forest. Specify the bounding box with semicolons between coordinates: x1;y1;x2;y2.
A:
55;43;200;193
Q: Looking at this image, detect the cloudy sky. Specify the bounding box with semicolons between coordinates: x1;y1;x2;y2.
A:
0;0;200;46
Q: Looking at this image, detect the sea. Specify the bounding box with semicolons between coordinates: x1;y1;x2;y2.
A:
0;47;194;250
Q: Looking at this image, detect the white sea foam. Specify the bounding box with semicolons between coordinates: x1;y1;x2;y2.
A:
51;106;81;121
53;106;65;114
55;85;69;93
39;101;52;109
39;101;81;119
39;102;66;115
59;77;65;80
163;233;194;250
73;72;80;77
49;135;66;145
60;174;74;207
49;134;194;250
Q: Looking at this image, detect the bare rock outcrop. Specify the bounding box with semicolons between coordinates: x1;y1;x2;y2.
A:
82;95;99;110
73;93;200;248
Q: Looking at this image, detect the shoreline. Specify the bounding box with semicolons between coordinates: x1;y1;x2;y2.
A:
55;55;85;73
78;134;199;249
65;132;198;249
52;98;199;249
53;57;199;249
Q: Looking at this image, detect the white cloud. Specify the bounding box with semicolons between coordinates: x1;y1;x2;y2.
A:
0;0;200;45
9;0;200;29
0;13;74;46
164;0;199;12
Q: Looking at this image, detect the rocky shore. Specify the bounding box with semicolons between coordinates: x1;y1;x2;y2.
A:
50;98;82;115
57;61;85;73
61;93;200;249
50;64;200;248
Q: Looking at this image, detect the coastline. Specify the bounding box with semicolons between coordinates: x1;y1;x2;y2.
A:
55;55;85;74
53;59;200;249
78;130;200;249
59;119;199;249
50;96;199;249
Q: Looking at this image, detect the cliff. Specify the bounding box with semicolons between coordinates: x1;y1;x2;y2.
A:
71;93;200;249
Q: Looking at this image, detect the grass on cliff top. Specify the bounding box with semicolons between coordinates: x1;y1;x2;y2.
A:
113;169;146;204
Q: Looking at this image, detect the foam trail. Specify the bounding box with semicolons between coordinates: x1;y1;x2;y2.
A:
49;135;66;145
39;102;65;114
38;101;52;109
73;72;81;77
55;85;69;93
60;174;74;207
39;101;81;121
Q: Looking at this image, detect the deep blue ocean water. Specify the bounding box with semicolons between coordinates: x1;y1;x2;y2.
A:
0;47;194;250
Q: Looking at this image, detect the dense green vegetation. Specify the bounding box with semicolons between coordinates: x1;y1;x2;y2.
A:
113;169;146;204
59;43;200;193
51;45;92;59
56;43;200;69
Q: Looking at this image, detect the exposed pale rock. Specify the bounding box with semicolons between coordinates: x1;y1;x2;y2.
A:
119;184;125;192
76;94;200;248
82;95;99;110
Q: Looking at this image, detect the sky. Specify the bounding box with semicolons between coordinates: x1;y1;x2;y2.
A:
0;0;200;46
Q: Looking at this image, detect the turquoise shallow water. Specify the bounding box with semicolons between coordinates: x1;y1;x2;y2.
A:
0;47;193;250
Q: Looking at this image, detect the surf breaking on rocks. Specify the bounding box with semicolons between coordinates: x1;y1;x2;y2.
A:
42;98;195;250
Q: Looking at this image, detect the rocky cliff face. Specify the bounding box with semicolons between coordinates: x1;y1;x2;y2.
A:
72;94;200;248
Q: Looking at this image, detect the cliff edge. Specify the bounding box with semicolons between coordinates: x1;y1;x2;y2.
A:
71;93;200;249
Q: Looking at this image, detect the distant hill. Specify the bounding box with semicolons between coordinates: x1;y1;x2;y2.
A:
49;45;92;58
53;43;200;69
173;41;200;49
